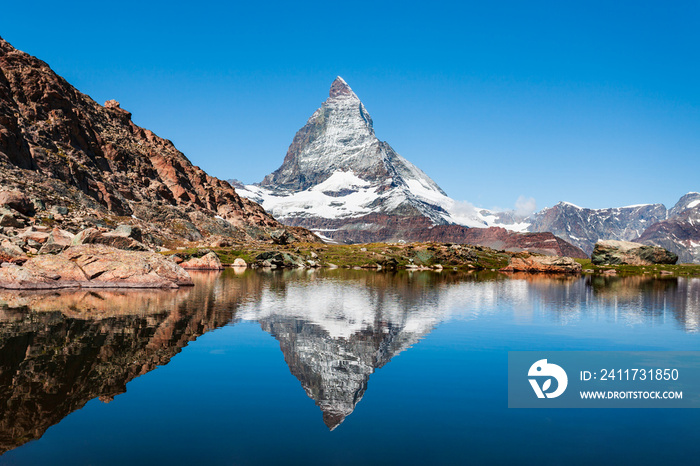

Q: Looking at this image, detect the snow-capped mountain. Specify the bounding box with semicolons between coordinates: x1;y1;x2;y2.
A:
527;202;668;255
233;77;697;262
637;192;700;264
524;193;700;262
235;77;547;246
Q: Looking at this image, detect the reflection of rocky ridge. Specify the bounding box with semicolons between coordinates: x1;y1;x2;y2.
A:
0;271;261;454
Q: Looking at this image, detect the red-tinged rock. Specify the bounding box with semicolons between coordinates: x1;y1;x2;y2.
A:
0;244;193;289
0;37;319;246
18;227;51;244
61;244;193;288
21;254;89;286
181;252;224;270
0;190;34;216
0;239;27;264
500;255;582;274
0;264;60;289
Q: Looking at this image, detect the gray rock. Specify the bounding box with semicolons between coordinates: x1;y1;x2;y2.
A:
270;229;292;245
72;227;148;251
0;208;26;228
591;240;677;266
255;251;305;268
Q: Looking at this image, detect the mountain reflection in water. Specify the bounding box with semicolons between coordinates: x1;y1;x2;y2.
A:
0;270;698;453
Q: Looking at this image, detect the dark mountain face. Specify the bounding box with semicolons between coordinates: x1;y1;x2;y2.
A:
0;37;316;245
636;194;700;263
526;202;668;255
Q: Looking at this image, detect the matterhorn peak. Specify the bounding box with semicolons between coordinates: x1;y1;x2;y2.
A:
329;76;355;98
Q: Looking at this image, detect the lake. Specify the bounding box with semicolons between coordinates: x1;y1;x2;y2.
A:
0;269;699;465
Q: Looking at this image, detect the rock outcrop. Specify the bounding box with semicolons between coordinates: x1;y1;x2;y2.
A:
181;251;224;270
500;255;582;273
591;240;678;266
0;244;193;289
0;36;317;247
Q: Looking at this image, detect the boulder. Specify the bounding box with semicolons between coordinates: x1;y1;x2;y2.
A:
61;244;193;288
255;251;305;268
591;240;678;266
0;244;193;289
0;190;35;216
18;227;51;244
0;208;26;228
270;229;292;245
0;239;28;264
500;255;582;273
38;227;75;254
232;258;247;268
111;224;143;242
180;252;224;270
72;226;148;251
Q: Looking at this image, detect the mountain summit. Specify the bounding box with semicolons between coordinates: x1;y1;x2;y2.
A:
259;75;449;221
238;78;585;257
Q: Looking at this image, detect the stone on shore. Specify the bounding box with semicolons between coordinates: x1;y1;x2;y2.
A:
0;244;193;289
254;251;305;268
591;240;678;266
500;255;582;273
232;258;247;268
180;251;224;270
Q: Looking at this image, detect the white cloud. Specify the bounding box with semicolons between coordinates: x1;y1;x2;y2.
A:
451;200;480;218
515;195;537;217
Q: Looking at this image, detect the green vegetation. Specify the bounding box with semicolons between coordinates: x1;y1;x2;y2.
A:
160;242;700;277
575;259;700;277
162;241;512;271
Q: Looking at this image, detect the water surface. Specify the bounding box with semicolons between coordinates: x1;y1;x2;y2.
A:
0;270;699;465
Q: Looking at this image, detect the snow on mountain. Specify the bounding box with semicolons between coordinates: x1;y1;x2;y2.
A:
237;77;526;238
527;201;668;255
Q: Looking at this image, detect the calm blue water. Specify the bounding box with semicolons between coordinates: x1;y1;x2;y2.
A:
0;270;699;465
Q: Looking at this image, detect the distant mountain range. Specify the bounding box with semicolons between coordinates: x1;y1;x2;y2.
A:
526;193;700;263
235;77;699;262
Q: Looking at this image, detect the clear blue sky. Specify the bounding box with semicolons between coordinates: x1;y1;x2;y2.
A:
1;1;698;212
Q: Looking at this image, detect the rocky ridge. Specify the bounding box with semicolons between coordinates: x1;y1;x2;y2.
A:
0;37;316;248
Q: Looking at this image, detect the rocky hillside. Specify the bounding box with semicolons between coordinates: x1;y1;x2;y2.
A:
0;36;316;247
